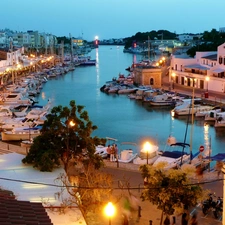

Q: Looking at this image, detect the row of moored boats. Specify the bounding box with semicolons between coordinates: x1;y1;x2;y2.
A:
0;63;76;144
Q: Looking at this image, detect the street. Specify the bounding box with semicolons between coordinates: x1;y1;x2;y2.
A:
101;165;223;225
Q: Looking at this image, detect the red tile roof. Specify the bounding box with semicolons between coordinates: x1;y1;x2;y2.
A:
0;189;53;225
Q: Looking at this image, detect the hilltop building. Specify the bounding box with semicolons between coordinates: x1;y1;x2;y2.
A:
169;42;225;94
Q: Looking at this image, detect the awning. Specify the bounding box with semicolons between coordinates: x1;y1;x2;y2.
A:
184;64;210;70
212;68;225;73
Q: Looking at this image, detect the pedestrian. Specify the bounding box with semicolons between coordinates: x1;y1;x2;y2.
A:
190;213;198;225
114;144;119;161
110;144;115;162
215;160;223;178
163;215;170;225
195;166;204;183
106;145;111;160
181;212;189;225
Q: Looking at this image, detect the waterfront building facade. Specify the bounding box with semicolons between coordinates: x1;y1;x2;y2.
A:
133;66;162;88
169;42;225;93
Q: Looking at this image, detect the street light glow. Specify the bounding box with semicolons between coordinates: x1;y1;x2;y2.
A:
144;142;151;153
144;141;151;165
69;121;75;127
104;202;115;217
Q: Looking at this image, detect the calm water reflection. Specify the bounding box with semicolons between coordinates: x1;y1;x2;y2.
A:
36;46;225;156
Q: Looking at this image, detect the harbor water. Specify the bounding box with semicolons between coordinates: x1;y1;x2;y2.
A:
36;45;225;157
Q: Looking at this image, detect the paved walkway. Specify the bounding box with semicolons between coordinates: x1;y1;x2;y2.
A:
0;141;28;155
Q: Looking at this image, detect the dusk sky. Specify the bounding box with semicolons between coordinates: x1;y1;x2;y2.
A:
2;0;225;41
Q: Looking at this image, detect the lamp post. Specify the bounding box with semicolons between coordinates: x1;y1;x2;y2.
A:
144;142;151;164
65;120;75;156
171;72;176;90
205;76;210;92
104;202;115;225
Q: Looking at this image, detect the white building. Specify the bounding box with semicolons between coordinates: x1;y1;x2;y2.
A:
219;27;225;33
169;42;225;93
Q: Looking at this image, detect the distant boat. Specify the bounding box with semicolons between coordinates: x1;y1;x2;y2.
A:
79;59;96;66
118;142;138;163
172;98;213;116
149;93;179;106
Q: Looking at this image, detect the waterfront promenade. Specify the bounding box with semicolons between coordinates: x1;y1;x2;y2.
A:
0;139;222;225
162;73;225;106
0;65;224;224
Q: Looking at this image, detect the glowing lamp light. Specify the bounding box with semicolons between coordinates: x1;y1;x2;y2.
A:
95;36;99;40
69;121;75;127
104;202;115;225
144;141;152;164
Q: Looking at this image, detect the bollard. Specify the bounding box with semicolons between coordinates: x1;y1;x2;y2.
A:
149;220;152;225
138;206;141;218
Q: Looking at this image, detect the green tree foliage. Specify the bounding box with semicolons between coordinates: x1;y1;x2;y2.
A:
22;100;106;172
139;165;203;224
56;36;71;45
187;29;225;57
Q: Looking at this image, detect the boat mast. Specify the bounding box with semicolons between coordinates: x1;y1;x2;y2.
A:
61;40;64;64
189;86;195;164
70;33;73;64
148;36;150;60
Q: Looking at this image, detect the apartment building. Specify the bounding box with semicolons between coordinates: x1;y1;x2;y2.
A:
169;42;225;93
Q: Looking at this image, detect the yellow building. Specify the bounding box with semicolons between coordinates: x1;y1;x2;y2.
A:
133;66;162;88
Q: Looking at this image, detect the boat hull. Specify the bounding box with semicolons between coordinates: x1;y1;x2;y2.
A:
1;131;40;141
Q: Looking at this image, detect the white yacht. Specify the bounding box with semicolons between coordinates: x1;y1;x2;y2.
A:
152;142;190;169
0;93;32;106
133;144;162;165
172;98;213;116
1;127;41;141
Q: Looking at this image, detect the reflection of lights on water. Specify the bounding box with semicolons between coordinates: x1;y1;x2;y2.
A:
41;92;46;99
204;123;210;152
95;48;100;96
133;55;137;64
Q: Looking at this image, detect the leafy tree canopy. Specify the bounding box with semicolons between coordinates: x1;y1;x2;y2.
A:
139;164;203;219
124;30;177;49
22;100;106;172
187;28;225;57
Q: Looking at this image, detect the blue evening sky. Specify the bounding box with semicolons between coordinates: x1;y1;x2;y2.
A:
2;0;225;41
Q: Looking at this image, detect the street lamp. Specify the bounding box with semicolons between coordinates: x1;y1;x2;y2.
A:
205;76;210;92
65;120;75;156
171;72;176;89
144;141;151;164
104;202;115;225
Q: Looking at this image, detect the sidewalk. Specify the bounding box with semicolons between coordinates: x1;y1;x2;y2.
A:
0;141;27;155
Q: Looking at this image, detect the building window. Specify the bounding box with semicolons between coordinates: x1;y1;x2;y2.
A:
224;58;225;65
219;56;222;64
150;78;154;85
